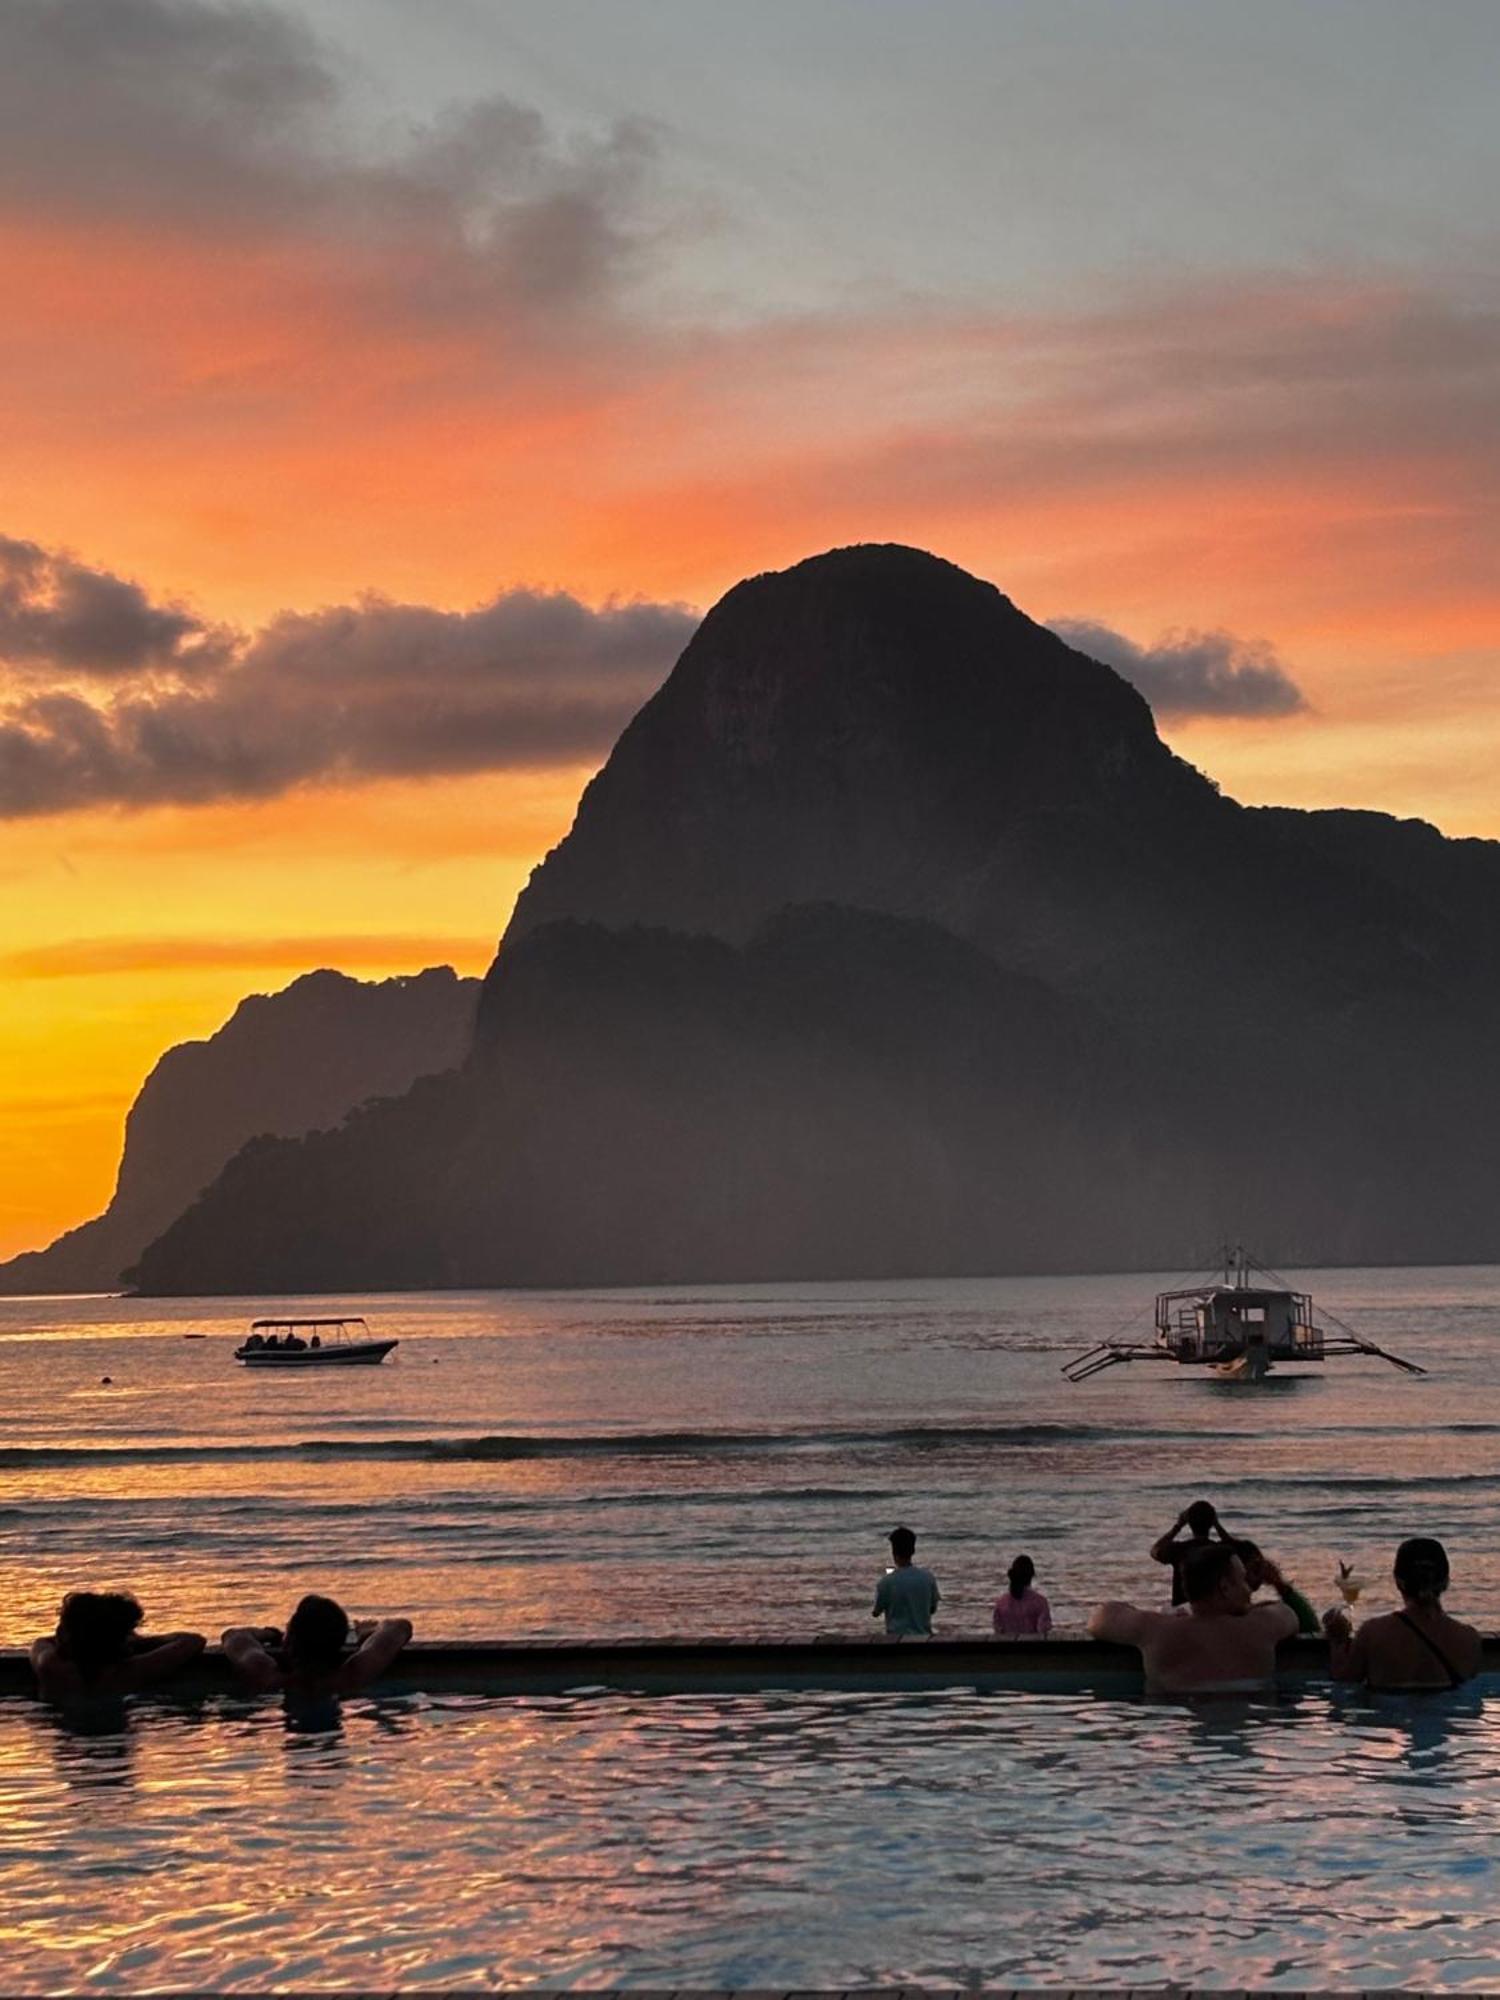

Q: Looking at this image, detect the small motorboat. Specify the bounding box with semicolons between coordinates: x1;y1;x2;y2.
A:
234;1317;398;1367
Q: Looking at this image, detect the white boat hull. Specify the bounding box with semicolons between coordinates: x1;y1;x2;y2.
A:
1211;1348;1271;1383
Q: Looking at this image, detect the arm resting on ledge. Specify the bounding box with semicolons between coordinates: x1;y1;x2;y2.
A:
1089;1601;1148;1646
220;1626;283;1693
338;1617;413;1692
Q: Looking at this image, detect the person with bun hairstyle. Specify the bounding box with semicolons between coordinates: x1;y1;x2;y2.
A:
1324;1538;1481;1690
993;1554;1052;1636
30;1591;206;1702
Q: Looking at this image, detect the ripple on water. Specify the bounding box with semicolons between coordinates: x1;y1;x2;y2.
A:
2;1684;1500;1989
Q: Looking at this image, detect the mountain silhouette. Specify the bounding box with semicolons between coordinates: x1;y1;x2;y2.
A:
124;546;1500;1292
1;966;478;1294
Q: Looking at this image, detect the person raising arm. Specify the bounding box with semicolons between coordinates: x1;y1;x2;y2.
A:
1233;1541;1320;1635
1150;1500;1229;1607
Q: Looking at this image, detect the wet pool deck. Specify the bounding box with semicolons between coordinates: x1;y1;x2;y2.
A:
6;1631;1499;1698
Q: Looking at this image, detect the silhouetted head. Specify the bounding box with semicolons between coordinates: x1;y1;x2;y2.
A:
1008;1554;1036;1598
1183;1543;1250;1614
889;1525;917;1564
1394;1537;1450;1608
1231;1538;1266;1590
1184;1499;1218;1539
56;1591;144;1676
284;1594;350;1670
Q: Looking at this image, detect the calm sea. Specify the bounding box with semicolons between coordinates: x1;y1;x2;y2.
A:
1;1264;1496;1642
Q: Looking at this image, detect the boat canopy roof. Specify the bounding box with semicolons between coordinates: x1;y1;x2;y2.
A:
1157;1285;1300;1309
249;1317;370;1330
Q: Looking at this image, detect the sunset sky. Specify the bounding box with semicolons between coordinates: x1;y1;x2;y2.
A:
3;0;1498;1258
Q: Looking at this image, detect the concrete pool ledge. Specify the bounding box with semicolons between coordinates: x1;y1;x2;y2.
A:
7;1630;1490;1698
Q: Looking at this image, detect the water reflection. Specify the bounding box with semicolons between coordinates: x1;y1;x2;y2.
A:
34;1701;146;1835
281;1695;346;1744
42;1697;136;1754
1326;1683;1489;1837
1;1685;1500;1988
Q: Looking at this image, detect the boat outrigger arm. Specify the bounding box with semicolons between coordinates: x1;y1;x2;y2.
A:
1062;1249;1426;1382
1064;1327;1426;1382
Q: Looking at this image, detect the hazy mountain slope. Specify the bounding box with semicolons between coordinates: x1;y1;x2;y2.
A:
1;966;478;1294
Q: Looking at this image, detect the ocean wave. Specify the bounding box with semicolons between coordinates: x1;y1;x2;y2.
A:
0;1419;1191;1470
1222;1471;1500;1493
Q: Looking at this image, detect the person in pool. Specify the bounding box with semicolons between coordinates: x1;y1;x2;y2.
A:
993;1554;1052;1637
1150;1498;1232;1607
1231;1539;1320;1634
1323;1537;1481;1690
30;1591;206;1702
220;1595;413;1697
1091;1542;1298;1693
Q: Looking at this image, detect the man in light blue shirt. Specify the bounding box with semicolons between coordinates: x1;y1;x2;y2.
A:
873;1524;940;1639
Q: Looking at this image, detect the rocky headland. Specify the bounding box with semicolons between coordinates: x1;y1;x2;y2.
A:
93;544;1500;1292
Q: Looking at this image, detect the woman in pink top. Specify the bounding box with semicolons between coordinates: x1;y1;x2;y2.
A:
993;1554;1052;1637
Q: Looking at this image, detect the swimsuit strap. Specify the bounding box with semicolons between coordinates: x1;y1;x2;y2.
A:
1394;1610;1463;1688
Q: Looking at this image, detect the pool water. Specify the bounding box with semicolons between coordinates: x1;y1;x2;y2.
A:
5;1680;1500;1991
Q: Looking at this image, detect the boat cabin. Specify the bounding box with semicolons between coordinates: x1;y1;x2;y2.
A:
1155;1284;1323;1364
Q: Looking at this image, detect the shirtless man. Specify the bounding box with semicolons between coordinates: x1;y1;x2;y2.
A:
1324;1537;1481;1690
221;1594;412;1698
31;1591;206;1702
1091;1543;1297;1693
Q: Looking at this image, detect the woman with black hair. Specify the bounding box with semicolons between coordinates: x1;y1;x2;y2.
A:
993;1554;1052;1636
1324;1538;1481;1689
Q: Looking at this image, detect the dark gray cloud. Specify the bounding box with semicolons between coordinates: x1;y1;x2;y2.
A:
0;530;1314;815
0;535;230;679
1049;618;1308;719
0;0;662;326
0;555;699;818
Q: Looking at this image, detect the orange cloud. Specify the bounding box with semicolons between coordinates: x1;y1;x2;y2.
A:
1;0;1494;657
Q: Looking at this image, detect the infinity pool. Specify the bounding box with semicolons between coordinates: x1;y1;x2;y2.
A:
4;1682;1498;1990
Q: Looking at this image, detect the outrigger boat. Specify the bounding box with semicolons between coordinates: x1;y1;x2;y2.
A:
233;1317;398;1368
1063;1248;1424;1384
